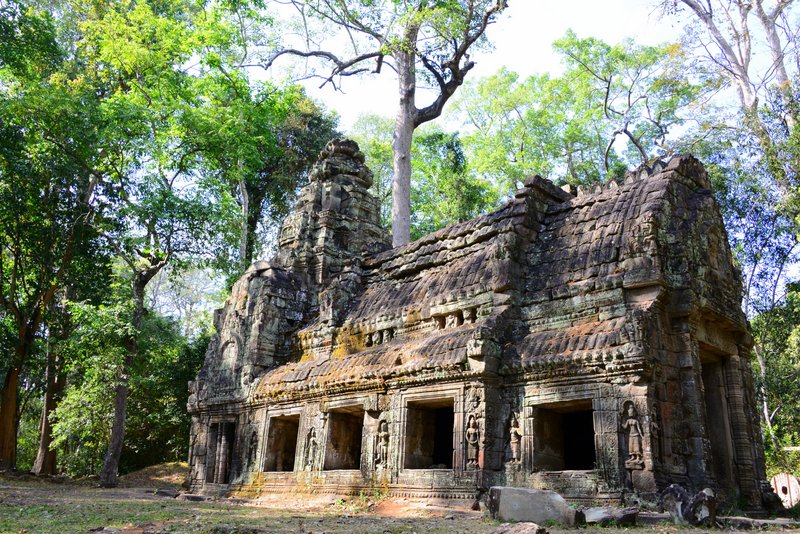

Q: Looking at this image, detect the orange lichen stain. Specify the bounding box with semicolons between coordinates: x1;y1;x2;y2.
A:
297;333;316;363
404;308;421;325
331;327;367;359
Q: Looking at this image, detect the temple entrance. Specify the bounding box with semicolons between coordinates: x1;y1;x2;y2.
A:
404;398;454;469
323;406;365;470
263;414;300;472
205;421;236;484
533;400;595;470
700;351;736;490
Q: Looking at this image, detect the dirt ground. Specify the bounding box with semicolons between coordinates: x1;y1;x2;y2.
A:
1;465;798;533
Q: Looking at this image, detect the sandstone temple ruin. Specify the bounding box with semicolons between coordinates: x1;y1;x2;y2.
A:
187;139;771;510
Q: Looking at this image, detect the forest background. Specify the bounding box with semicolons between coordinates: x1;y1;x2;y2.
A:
2;0;800;489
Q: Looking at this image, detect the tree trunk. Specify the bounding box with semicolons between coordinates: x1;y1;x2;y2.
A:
31;349;65;475
754;1;798;131
0;365;20;470
99;275;148;487
753;342;780;451
391;44;418;248
238;177;250;273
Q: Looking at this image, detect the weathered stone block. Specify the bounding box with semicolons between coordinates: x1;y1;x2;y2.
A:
487;487;584;526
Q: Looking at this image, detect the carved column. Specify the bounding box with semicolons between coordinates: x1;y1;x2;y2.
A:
724;353;761;506
592;396;622;492
214;423;231;484
522;405;536;473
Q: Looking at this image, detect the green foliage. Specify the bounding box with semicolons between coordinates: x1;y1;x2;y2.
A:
451;33;716;193
50;301;207;476
410;131;496;240
123;329;208;472
351;115;497;238
350;114;396;227
15;395;42;472
51;302;131;476
751;289;800;475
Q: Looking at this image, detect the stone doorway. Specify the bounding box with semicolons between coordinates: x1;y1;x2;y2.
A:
206;421;236;484
404;398;455;469
323;406;365;470
700;351;736;491
533;400;595;470
263;414;300;472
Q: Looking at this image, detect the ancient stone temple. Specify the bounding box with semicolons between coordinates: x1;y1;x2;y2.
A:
187;139;771;510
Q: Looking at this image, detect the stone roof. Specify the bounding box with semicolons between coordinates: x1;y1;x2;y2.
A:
251;155;745;398
192;141;745;405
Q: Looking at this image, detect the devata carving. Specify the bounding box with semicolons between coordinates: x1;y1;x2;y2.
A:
303;428;317;471
509;413;522;464
187;142;772;511
376;420;389;468
623;401;644;470
466;415;480;470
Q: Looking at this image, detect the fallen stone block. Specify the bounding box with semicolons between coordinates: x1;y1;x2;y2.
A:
155;488;180;498
583;506;638;526
487;486;583;526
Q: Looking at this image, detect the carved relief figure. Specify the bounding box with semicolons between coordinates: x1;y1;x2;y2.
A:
466;415;480;469
304;427;317;470
376;420;389;468
649;403;662;465
622;402;644;469
247;427;258;470
509;413;522;464
464;307;477;324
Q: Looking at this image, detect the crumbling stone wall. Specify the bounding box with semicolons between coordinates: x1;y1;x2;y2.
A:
188;141;770;511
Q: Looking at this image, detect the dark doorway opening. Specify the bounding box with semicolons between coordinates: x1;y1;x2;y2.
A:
263;414;300;472
533;400;595;471
563;410;595;469
323;406;365;470
404;398;454;469
205;421;236;484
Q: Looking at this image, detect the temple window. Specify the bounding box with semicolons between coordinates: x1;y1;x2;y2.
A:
404;398;454;469
263;414;301;472
533;400;595;471
323;406;365;470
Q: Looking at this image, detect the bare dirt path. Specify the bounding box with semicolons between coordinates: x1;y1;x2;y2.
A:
1;467;796;533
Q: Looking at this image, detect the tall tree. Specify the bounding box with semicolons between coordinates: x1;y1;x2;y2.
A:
0;2;102;469
662;0;799;192
262;0;507;246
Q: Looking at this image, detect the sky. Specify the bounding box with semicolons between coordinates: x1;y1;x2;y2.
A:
291;1;687;131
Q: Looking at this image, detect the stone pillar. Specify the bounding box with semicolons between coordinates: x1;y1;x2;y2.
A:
724;353;761;507
679;336;713;489
205;422;218;484
214;424;230;484
592;396;623;493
